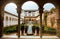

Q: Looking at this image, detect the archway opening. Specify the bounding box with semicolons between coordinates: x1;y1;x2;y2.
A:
42;3;57;36
3;3;18;38
20;1;40;36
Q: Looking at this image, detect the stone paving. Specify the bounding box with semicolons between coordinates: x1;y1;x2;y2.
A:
0;38;59;39
2;32;58;39
3;34;58;38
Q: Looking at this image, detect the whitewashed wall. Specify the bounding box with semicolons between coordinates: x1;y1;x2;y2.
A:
4;12;18;27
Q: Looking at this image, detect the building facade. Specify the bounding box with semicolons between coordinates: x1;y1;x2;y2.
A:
4;11;18;27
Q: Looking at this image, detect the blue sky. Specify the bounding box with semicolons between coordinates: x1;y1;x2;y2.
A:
4;1;55;15
22;1;39;10
43;3;55;11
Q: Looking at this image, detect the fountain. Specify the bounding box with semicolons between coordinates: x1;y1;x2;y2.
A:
27;20;33;35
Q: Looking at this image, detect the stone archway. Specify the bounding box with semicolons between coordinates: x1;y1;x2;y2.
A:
21;1;39;36
17;0;44;38
0;0;18;38
43;2;60;37
0;0;60;38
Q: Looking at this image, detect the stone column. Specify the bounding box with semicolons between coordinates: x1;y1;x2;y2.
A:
0;8;4;38
39;6;43;38
56;6;60;38
17;8;21;38
57;19;60;38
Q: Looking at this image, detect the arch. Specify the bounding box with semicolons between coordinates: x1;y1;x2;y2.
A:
20;1;40;36
6;16;8;21
4;2;17;8
4;3;17;15
43;3;56;8
43;3;55;11
0;0;18;12
21;1;39;10
5;16;8;27
43;0;59;7
0;0;60;38
4;3;17;10
42;2;58;36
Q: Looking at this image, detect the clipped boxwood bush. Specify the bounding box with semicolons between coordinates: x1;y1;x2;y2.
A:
3;25;17;34
44;26;56;34
20;23;25;30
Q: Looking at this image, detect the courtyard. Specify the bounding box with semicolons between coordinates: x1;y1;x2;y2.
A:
0;0;60;39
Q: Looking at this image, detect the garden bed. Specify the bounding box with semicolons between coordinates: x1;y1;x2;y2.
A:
3;25;17;35
44;26;56;35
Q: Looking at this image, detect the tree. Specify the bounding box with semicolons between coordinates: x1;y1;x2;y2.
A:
43;8;55;27
50;8;55;14
43;10;49;26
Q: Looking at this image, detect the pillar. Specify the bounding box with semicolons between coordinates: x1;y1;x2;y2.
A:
56;6;60;38
57;19;60;38
0;8;4;38
39;6;43;38
17;8;21;38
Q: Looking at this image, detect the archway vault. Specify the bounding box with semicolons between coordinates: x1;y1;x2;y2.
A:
0;0;60;38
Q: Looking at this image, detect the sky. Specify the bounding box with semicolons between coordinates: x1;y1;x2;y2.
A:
22;1;39;10
4;1;55;16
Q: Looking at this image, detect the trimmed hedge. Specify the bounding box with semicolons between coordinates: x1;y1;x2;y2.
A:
3;25;17;34
3;23;25;34
44;26;56;34
3;24;56;35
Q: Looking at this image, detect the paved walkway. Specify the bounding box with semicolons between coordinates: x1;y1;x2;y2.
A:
3;34;58;39
2;35;59;39
0;38;59;39
2;32;58;39
3;36;58;38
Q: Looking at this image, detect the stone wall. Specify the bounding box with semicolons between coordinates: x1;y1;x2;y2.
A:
47;13;57;29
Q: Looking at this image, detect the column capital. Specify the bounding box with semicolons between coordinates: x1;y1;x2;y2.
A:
17;8;21;14
17;5;21;14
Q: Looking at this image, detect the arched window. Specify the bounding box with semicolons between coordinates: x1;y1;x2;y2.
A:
6;16;8;21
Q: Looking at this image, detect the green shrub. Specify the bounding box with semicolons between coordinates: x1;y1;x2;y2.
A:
3;25;17;34
44;26;56;34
